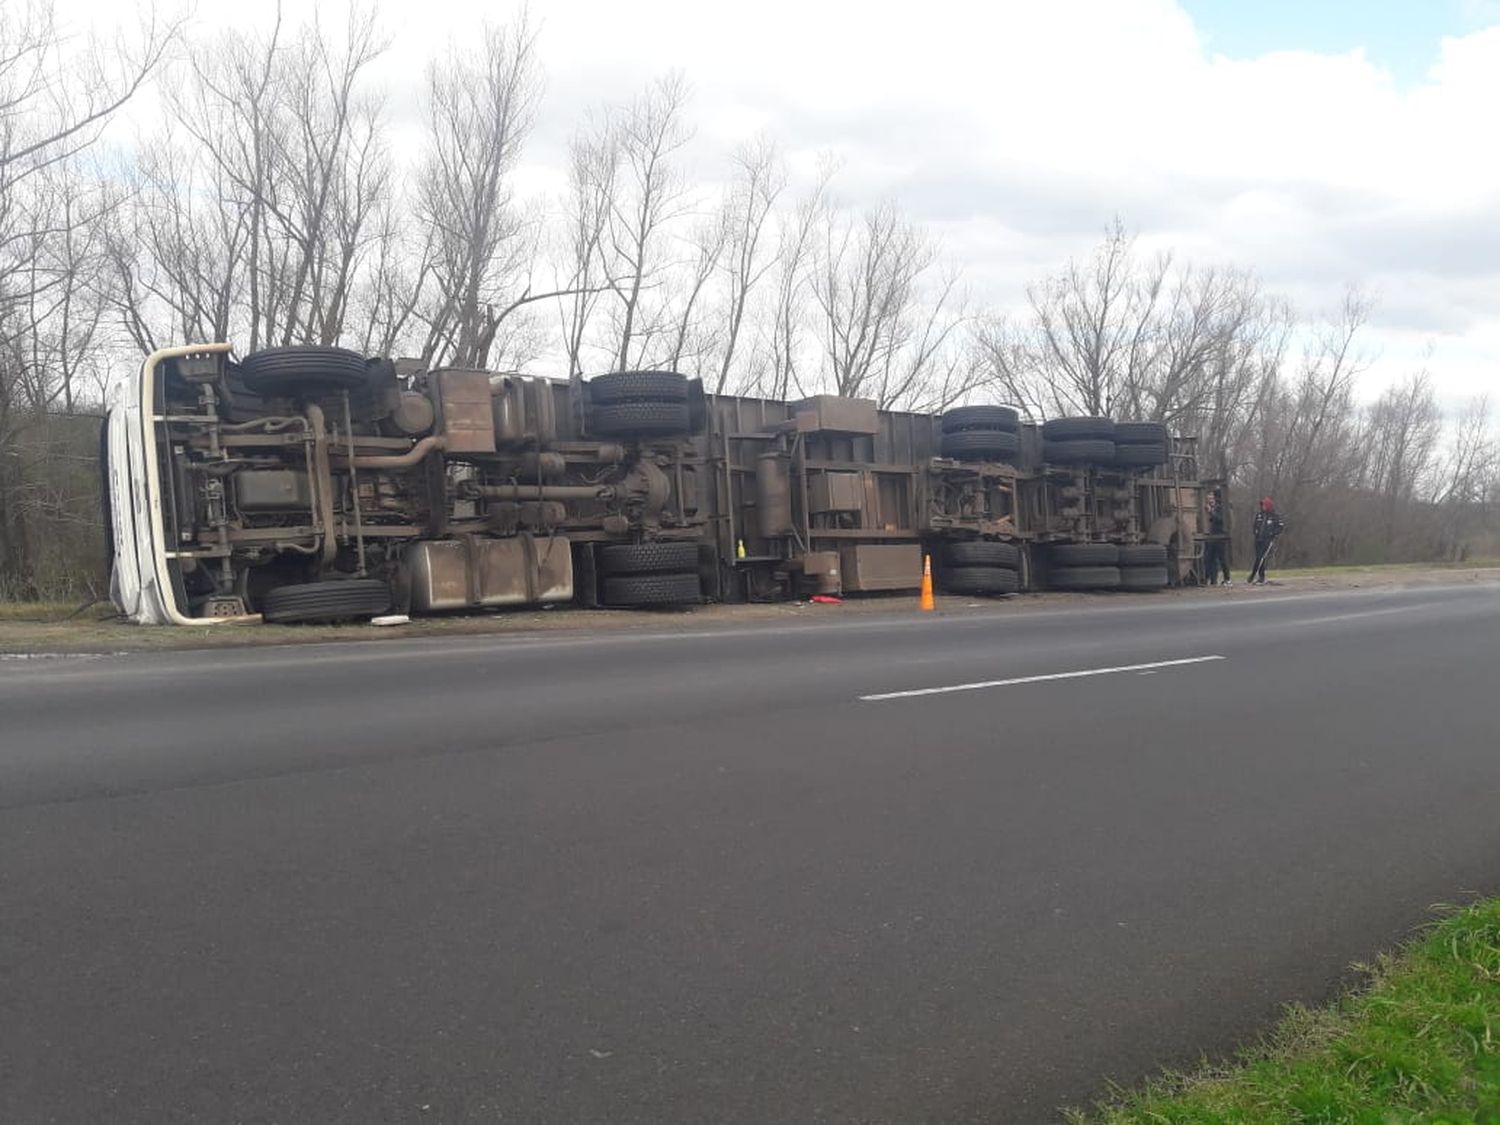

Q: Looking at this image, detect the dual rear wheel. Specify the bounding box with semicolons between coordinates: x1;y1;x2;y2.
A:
938;539;1022;596
597;541;702;607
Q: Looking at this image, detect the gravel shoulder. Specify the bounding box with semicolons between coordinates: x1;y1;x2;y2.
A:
3;564;1498;655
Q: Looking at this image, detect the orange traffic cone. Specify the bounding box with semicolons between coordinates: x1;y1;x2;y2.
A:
920;554;936;612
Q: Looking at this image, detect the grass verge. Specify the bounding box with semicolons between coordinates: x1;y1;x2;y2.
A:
1066;898;1500;1123
1275;559;1500;579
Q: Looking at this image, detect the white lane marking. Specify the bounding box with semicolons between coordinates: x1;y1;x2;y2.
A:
859;655;1226;702
1291;603;1435;627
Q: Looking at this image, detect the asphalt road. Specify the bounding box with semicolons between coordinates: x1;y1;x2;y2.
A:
4;582;1499;1124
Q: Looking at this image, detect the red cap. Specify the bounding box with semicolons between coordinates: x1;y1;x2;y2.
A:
1260;497;1274;510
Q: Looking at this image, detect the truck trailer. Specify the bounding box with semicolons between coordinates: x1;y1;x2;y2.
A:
104;343;1211;625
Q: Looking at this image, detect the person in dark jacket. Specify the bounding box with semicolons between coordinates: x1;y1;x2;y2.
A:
1247;496;1285;584
1201;491;1232;585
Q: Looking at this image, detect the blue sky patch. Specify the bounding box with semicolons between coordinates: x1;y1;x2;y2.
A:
1179;0;1500;83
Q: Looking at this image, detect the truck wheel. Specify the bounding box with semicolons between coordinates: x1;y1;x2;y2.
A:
1048;565;1121;590
1117;543;1168;566
1113;442;1168;467
1049;542;1119;566
588;370;690;403
1118;565;1169;590
591;399;693;438
261;578;391;623
598;541;700;575
1114;421;1169;445
944;540;1020;568
940;429;1020;461
1042;438;1116;464
942;566;1020;595
240;346;374;394
1041;416;1115;441
941;405;1019;433
602;572;701;607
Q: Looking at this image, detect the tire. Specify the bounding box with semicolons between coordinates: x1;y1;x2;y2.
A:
261;578;390;623
942;566;1020;595
1049;542;1119;566
1118;565;1169;590
1114;421;1169;446
598;541;700;575
602;572;701;607
1041;416;1115;441
1113;442;1168;467
1117;543;1168;567
1048;565;1121;591
588;370;690;404
240;346;373;395
940;429;1020;461
944;540;1021;568
590;399;693;438
941;405;1020;434
1043;438;1116;464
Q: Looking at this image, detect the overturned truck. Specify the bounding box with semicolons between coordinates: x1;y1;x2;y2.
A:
104;343;1212;624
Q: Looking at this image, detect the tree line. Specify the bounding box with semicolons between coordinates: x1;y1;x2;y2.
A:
2;3;1496;600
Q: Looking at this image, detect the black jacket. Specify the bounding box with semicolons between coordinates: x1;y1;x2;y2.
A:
1252;510;1285;542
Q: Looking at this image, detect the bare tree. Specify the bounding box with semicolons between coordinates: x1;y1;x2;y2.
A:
807;197;969;409
1264;288;1370;500
979;221;1272;430
666;207;727;372
0;0;176;597
110;124;252;348
127;8;391;353
0;2;176;184
1023;220;1138;416
351;195;436;357
710;135;784;392
164;12;285;351
601;73;693;371
269;12;390;345
871;265;976;412
1189;295;1293;482
1432;397;1498;560
1359;370;1442;544
762;163;832;400
417;17;541;368
1230;289;1372;563
558;116;619;376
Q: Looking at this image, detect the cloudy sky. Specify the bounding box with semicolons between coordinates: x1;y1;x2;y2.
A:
63;0;1500;404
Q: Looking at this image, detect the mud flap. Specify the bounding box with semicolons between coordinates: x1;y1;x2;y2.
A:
573;541;601;608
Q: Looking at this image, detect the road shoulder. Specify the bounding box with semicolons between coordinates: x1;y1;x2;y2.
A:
3;565;1497;655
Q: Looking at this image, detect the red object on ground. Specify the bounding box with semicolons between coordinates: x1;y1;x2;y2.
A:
809;595;842;605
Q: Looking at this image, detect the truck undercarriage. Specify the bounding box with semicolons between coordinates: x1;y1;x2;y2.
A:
105;344;1210;625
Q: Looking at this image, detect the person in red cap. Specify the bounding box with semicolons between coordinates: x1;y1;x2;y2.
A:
1247;496;1285;584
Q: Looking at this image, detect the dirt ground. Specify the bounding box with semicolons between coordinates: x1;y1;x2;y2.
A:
3;564;1498;655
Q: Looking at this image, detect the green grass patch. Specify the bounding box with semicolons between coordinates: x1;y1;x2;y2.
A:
1066;898;1500;1123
